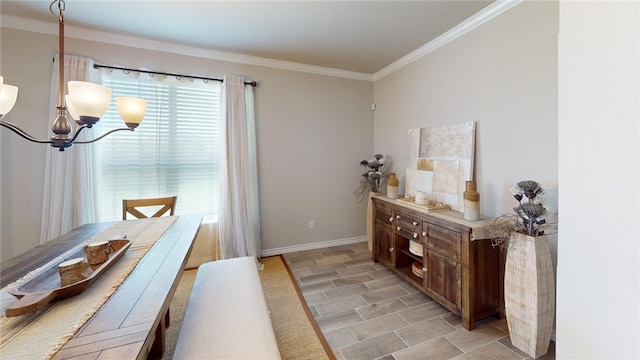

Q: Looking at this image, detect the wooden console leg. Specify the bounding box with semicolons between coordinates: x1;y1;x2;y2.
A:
462;315;475;331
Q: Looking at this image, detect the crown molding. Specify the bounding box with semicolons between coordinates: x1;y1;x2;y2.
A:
0;14;374;82
373;0;523;81
2;0;521;84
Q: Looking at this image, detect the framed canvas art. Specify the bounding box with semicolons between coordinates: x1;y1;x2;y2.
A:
405;121;476;212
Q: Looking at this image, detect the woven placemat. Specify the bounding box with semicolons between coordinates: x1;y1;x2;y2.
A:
0;217;176;360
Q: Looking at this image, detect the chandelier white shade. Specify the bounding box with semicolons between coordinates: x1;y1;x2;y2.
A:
65;95;79;121
67;81;113;123
0;82;19;117
116;97;147;128
0;75;19;116
0;0;146;151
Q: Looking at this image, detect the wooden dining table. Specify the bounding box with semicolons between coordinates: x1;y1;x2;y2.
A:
0;214;202;359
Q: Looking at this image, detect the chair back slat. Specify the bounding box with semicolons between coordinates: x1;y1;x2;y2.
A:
122;196;177;220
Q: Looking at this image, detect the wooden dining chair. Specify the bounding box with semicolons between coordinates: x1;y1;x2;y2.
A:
122;196;177;220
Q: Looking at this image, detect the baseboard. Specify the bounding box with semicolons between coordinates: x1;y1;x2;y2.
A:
261;236;367;257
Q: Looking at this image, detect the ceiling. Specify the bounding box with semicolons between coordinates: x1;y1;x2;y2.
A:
1;1;494;75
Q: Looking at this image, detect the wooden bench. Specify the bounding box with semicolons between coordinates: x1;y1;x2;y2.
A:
173;256;281;359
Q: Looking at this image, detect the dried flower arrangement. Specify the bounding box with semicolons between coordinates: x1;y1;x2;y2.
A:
484;180;557;249
354;154;388;203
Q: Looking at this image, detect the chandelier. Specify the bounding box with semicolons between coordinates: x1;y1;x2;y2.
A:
0;0;146;151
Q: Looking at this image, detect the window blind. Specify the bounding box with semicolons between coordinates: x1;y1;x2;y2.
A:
93;75;221;221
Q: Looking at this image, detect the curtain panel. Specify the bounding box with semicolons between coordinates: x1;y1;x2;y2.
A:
218;75;261;259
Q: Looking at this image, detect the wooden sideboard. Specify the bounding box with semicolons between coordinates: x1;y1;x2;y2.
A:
371;196;504;330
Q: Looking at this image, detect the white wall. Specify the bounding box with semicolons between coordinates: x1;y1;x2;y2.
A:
374;0;558;218
373;0;559;335
0;27;374;261
557;1;639;358
0;30;51;260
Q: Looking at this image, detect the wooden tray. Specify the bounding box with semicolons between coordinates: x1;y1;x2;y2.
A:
6;238;131;317
397;197;451;212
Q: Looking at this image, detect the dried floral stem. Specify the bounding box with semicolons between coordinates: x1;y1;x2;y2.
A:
484;180;557;250
354;154;389;203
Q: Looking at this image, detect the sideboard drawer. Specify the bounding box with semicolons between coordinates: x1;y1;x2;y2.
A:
426;223;461;261
394;210;423;242
375;204;393;226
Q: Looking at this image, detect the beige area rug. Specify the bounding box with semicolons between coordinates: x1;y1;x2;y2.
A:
260;255;335;360
162;269;196;360
162;255;335;360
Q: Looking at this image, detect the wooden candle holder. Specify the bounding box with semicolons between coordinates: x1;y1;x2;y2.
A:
86;241;110;265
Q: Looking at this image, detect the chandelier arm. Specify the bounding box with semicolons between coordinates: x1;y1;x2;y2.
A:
73;127;134;145
0;121;54;144
61;123;90;145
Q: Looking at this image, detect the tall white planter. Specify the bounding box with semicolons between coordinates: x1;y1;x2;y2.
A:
504;233;555;359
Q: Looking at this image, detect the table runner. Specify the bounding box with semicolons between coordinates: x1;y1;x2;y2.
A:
0;216;177;360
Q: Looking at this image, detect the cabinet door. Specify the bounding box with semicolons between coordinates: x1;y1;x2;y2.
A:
375;223;395;267
426;250;461;311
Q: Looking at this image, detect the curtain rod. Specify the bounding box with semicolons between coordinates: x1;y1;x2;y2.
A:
92;63;258;87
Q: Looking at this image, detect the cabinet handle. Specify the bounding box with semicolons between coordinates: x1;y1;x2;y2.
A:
412;221;419;226
389;247;394;253
396;215;401;219
396;226;402;231
389;217;394;222
413;232;419;239
422;267;428;272
422;232;427;237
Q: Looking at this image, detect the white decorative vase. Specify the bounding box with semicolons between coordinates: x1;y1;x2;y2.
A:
504;233;555;359
366;192;380;252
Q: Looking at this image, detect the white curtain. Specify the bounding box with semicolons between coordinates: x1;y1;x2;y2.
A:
218;76;261;259
40;55;97;243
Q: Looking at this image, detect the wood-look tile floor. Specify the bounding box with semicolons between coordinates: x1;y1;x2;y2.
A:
283;241;556;360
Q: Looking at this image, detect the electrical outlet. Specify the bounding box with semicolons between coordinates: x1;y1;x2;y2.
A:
308;220;315;230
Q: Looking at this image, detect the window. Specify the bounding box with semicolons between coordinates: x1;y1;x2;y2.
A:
93;72;222;222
